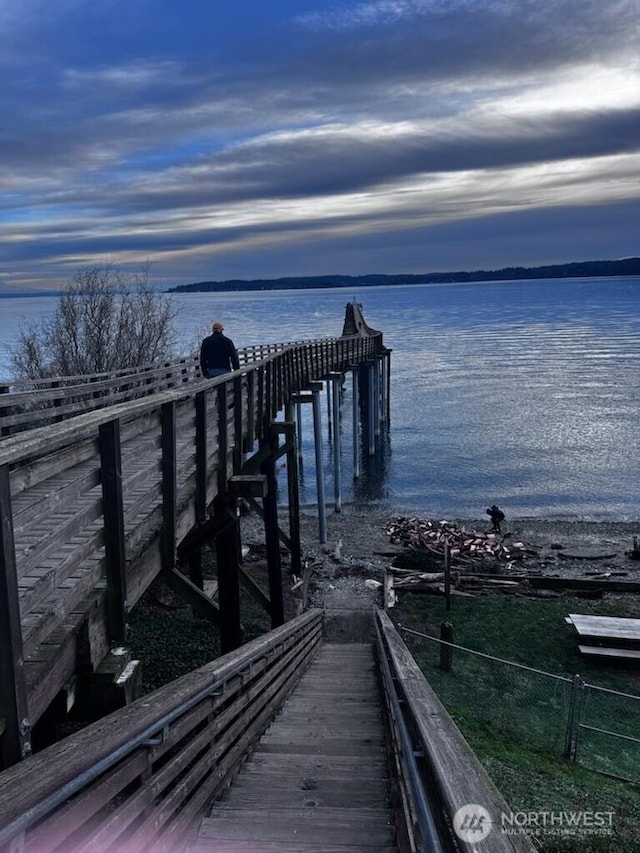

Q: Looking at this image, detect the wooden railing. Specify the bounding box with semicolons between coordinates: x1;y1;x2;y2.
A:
0;342;297;436
375;610;536;853
0;328;384;759
0;609;323;853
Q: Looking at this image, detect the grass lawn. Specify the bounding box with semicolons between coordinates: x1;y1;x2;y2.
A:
392;592;640;852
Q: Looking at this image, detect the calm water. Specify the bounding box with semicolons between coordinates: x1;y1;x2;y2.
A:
2;277;639;521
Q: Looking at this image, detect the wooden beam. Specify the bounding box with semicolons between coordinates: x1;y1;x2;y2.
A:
246;496;292;553
260;430;284;629
228;474;267;500
0;465;31;768
99;419;127;644
217;384;228;496
194;390;207;523
238;566;271;614
160;401;177;571
162;568;220;625
176;512;236;558
239;444;272;476
272;422;302;576
214;495;242;653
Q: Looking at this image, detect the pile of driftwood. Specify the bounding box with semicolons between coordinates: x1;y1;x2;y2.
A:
382;518;534;604
385;517;531;571
382;517;640;605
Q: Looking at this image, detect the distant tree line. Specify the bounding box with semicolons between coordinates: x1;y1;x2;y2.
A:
167;257;640;294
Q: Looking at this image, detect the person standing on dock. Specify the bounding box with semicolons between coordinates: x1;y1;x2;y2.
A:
200;321;240;377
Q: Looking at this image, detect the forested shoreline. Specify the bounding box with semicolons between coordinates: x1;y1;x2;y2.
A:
167;257;640;293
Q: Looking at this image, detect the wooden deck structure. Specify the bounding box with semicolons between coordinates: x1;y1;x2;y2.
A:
0;303;389;769
0;304;534;851
0;609;534;852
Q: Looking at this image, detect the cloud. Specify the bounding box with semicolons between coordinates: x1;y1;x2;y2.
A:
1;0;639;290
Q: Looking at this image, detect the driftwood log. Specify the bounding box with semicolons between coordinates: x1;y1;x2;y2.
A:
386;517;533;571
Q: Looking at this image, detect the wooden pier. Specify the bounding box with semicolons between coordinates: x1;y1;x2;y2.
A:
0;304;388;768
0;304;533;852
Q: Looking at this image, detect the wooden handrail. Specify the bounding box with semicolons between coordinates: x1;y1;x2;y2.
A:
0;318;382;436
375;610;536;852
0;609;323;851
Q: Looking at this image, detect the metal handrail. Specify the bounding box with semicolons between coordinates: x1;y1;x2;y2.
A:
375;617;447;853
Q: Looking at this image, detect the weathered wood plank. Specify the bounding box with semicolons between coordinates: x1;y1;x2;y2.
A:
569;613;640;642
198;807;394;846
578;644;640;659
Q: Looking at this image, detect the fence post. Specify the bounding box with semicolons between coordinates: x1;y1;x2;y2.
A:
440;622;454;672
99;419;128;644
564;673;585;760
444;538;451;611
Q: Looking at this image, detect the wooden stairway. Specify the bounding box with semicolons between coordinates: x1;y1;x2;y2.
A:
191;643;396;852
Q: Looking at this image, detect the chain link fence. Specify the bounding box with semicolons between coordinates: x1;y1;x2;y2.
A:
400;625;640;782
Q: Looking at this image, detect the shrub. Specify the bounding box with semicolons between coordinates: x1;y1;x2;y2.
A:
11;264;177;379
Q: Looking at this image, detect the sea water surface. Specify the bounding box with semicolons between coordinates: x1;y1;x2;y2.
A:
1;277;639;520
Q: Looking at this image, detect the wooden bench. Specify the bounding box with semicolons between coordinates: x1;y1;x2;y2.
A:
578;645;640;660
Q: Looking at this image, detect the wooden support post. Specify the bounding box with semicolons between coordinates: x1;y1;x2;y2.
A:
160;401;177;572
367;361;376;455
99;419;127;644
245;369;256;452
260;430;285;628
256;365;265;443
272;423;302;577
352;367;360;479
0;465;31;768
213;495;242;653
296;401;304;467
217;383;229;496
195;390;207;523
263;362;272;435
374;357;381;437
233;374;244;473
310;382;327;544
329;373;342;512
385;349;392;429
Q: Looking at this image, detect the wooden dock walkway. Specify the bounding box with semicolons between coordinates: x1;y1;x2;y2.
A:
0;304;390;768
192;643;395;852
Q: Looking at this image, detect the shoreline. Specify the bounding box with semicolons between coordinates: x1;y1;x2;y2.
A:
290;507;640;590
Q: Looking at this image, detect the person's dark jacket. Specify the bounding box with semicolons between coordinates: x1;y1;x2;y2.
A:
200;331;240;376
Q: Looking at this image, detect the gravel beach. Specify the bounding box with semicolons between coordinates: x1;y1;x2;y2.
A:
248;508;640;612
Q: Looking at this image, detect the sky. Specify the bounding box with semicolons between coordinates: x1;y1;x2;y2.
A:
1;0;639;292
